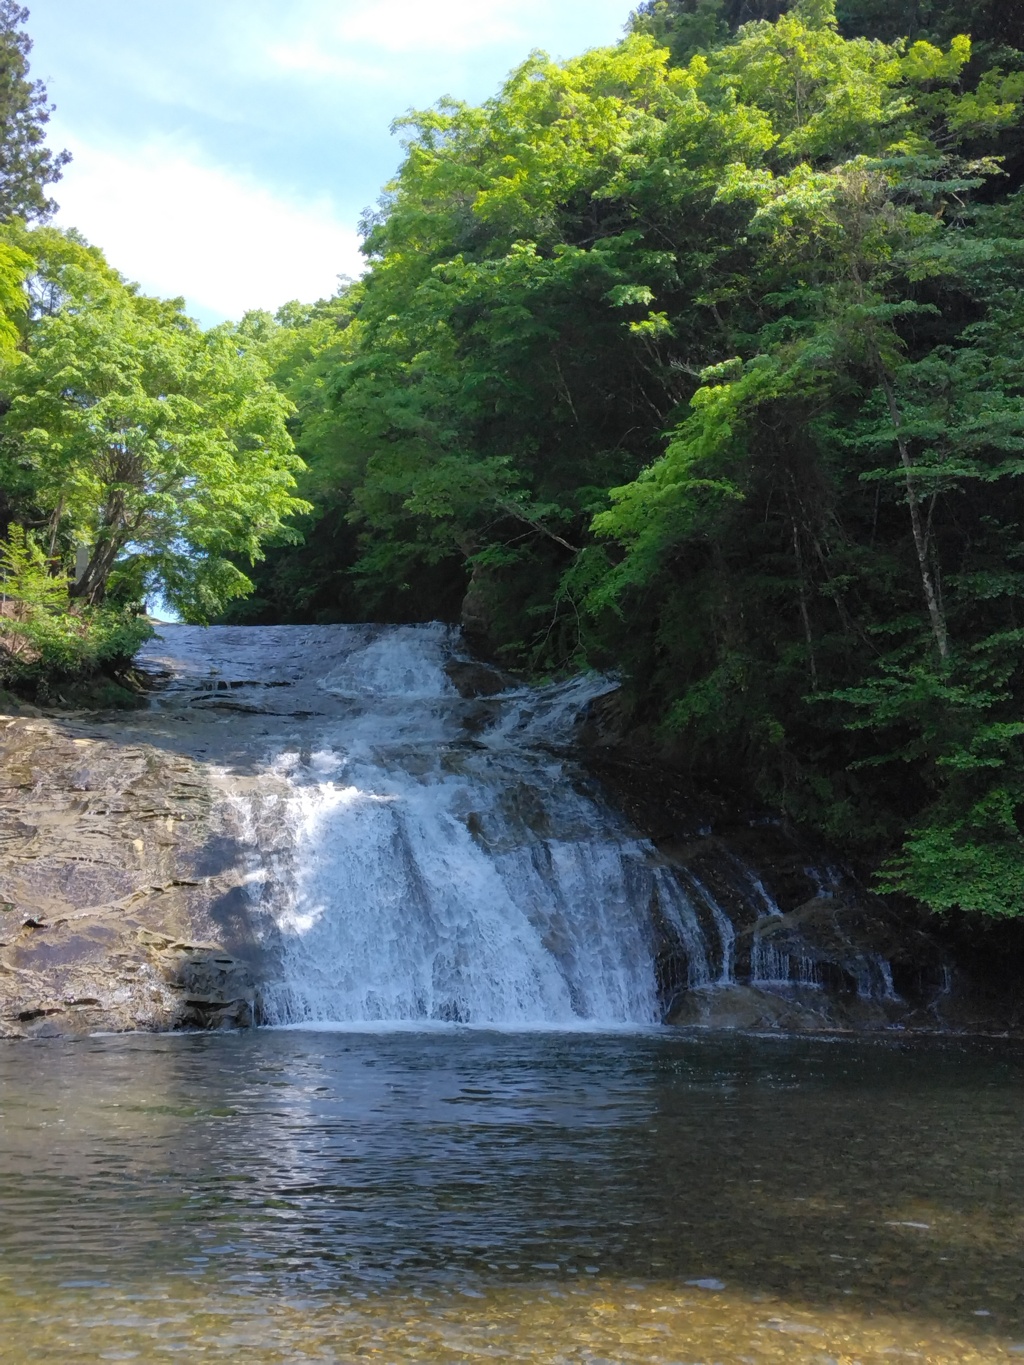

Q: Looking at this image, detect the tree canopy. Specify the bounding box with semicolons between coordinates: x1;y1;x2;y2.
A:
235;1;1024;918
630;0;1024;56
0;6;311;698
0;227;309;622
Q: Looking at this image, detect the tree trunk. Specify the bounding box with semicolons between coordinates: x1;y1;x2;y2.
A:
878;370;950;663
792;518;818;690
69;527;123;607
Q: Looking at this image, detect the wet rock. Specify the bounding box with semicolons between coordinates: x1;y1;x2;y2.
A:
577;687;630;748
148;934;254;1029
444;658;518;699
669;982;896;1031
578;736;973;1033
0;714;259;1039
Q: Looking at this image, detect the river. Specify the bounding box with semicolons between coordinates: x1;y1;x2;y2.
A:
2;625;1021;1361
1;1028;1023;1362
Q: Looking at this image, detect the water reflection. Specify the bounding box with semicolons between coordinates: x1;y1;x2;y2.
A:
1;1029;1022;1361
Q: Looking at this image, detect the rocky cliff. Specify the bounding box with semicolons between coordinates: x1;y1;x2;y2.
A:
0;710;256;1039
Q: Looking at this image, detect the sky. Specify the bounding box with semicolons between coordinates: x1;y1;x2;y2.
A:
28;0;634;326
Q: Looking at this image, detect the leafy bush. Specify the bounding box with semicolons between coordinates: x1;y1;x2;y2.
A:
0;525;152;701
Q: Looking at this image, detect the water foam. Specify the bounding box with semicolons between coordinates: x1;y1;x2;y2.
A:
191;624;707;1027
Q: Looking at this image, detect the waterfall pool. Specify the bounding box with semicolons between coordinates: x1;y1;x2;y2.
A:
1;1027;1022;1362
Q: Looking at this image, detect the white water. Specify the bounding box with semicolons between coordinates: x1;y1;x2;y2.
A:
144;623;734;1027
139;623;915;1027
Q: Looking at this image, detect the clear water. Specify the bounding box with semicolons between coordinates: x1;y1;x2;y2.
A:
1;1029;1023;1362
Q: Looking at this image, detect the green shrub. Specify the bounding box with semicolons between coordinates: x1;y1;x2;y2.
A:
0;526;153;701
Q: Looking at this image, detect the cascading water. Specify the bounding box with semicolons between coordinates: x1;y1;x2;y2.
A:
744;865;819;989
139;622;932;1030
144;623;732;1027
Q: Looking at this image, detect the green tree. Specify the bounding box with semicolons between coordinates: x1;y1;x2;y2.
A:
0;227;310;621
629;0;784;63
590;13;1024;912
0;2;70;221
0;232;28;353
630;0;1024;51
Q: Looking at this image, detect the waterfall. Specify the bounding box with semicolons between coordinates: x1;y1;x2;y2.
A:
140;623;919;1029
144;623;730;1027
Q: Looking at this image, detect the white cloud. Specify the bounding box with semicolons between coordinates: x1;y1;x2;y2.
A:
52;134;364;324
264;42;390;82
331;0;524;54
263;0;543;71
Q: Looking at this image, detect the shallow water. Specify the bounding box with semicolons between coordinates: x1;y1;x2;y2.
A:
1;1028;1023;1362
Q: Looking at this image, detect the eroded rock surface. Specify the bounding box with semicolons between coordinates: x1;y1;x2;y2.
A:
581;731;1023;1034
4;624;1017;1040
0;715;256;1039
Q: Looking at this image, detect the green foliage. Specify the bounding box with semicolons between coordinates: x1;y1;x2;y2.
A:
0;4;310;692
0;522;64;609
236;6;1024;917
0;603;153;701
0;523;152;700
585;16;1024;913
629;0;1024;53
629;3;788;66
0;1;70;221
0;225;311;622
0;234;28;353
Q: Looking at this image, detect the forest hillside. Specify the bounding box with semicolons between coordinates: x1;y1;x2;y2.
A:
224;0;1024;920
3;0;1024;921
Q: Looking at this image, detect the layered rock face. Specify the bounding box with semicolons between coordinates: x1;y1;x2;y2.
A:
580;712;1023;1036
1;625;1017;1039
0;714;255;1039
